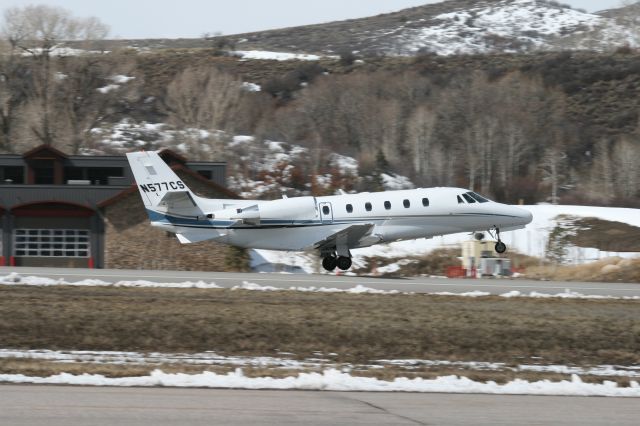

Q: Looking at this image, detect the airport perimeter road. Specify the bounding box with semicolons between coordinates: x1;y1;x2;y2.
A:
2;266;640;297
1;385;638;426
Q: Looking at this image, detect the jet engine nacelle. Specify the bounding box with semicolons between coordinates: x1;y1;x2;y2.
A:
257;196;317;222
208;196;318;225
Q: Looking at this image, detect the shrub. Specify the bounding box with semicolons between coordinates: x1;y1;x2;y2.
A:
337;49;357;67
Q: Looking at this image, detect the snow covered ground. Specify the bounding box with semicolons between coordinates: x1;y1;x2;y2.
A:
0;368;638;396
2;349;638;379
233;50;334;61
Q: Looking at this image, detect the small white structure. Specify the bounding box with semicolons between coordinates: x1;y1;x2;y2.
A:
461;240;511;277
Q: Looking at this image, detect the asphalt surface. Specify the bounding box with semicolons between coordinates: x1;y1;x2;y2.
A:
1;266;640;297
1;385;638;426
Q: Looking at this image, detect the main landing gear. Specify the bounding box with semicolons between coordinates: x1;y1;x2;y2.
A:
322;253;352;271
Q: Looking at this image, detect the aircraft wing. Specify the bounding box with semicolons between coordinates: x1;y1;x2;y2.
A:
311;223;375;252
176;231;228;244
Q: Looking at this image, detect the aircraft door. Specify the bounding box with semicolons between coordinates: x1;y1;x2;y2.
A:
319;202;333;224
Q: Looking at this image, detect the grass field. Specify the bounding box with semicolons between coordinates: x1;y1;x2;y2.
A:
1;285;639;382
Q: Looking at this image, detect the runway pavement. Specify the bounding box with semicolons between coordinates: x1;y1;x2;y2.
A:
1;266;640;297
1;385;638;426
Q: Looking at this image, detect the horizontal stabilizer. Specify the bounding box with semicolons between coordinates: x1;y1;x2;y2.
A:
159;190;196;209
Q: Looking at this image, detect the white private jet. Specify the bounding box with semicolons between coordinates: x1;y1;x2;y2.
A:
126;151;533;271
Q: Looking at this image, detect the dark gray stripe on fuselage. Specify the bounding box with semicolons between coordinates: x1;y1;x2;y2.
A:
152;212;519;230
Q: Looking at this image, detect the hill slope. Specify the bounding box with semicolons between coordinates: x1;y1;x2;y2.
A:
212;0;639;56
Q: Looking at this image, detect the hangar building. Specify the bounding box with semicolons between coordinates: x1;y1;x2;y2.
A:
0;145;239;270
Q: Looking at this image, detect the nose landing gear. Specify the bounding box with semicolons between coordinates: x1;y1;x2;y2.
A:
490;227;507;254
322;252;352;271
495;240;507;254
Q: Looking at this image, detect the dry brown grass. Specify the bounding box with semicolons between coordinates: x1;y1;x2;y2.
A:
527;257;640;282
1;285;639;369
570;218;640;252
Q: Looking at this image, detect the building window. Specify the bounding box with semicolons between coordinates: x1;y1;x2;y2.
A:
422;197;429;207
32;160;55;184
403;199;410;208
64;167;84;182
365;202;372;212
88;167;124;185
2;166;24;184
13;229;89;258
346;204;353;213
384;201;391;210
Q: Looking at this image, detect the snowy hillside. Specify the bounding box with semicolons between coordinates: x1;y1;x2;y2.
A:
394;0;638;55
223;0;639;56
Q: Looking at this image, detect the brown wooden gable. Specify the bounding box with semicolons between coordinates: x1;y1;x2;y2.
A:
22;144;68;185
22;144;69;161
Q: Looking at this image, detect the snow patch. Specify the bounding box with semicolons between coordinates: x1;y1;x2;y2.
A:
96;84;119;94
241;82;261;92
0;273;219;289
110;75;135;83
234;50;324;61
0;369;638;396
381;173;415;190
2;273;639;300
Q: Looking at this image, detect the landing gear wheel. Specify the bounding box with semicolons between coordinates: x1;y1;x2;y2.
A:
336;256;352;271
495;241;507;254
322;255;337;271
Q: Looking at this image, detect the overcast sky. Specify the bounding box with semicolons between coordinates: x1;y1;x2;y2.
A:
0;0;629;39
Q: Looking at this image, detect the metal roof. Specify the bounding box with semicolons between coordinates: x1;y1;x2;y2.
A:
0;185;130;210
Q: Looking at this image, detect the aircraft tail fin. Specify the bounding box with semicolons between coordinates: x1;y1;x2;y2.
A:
125;151;202;215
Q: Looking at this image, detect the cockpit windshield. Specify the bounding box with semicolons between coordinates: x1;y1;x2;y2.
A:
462;193;476;203
468;192;490;203
458;192;492;204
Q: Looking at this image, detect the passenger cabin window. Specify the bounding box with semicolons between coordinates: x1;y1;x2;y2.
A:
322;205;330;215
422;198;429;207
457;195;464;204
462;193;476;203
403;199;410;208
346;204;353;213
365;202;372;212
384;201;391;210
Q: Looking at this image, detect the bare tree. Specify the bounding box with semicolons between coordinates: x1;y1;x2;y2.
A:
1;5;109;146
166;66;243;129
55;55;139;153
612;136;640;199
165;66;244;156
407;105;437;178
541;145;567;204
0;41;32;152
